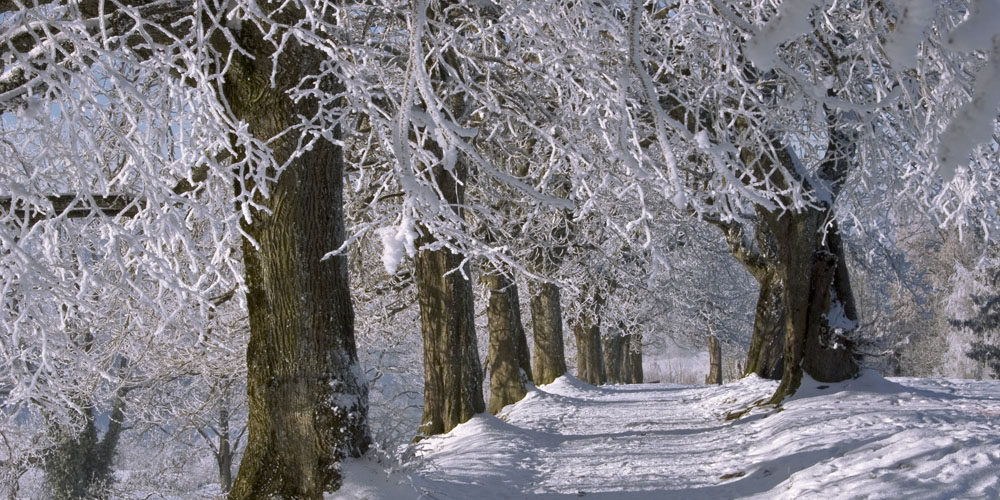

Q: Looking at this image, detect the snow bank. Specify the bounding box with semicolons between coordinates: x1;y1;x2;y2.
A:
359;374;1000;499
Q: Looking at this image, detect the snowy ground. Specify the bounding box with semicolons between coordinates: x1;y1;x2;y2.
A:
339;371;1000;499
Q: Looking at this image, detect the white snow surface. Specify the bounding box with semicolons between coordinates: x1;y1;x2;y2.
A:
337;371;1000;499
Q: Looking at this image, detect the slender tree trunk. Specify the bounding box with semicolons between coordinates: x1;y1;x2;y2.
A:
217;405;234;494
627;333;643;384
485;271;529;414
530;282;568;385
226;20;369;498
707;335;722;385
620;335;633;383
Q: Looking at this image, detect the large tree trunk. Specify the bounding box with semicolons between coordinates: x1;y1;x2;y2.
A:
415;235;485;436
485;271;529;414
573;315;606;386
744;270;785;379
411;0;487;438
711;181;858;400
603;333;624;385
226;21;369;499
764;209;859;405
709;218;786;381
510;283;534;384
530;282;568;385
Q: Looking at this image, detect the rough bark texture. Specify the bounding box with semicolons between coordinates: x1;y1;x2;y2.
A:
744;271;785;379
226;13;369;498
705;118;860;404
621;336;634;382
627;333;643;384
708;219;786;380
510;283;534;384
530;282;568;385
573;315;606;385
411;0;487;438
603;333;624;384
605;330;643;385
415;232;485;436
707;335;723;385
485;272;529;414
217;406;233;494
763;208;859;405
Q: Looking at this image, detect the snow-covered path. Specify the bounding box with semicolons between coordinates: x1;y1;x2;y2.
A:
341;373;1000;500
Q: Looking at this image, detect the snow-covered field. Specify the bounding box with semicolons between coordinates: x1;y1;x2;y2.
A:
339;372;1000;499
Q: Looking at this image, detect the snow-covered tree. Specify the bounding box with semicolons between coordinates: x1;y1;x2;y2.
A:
0;0;373;496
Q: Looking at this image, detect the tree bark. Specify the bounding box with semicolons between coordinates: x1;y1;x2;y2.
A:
485;271;529;414
620;335;633;383
707;335;722;385
530;282;568;385
217;405;234;494
764;208;859;405
744;270;785;379
510;283;534;384
573;315;606;386
603;333;624;384
414;233;485;436
627;332;643;384
409;0;487;438
707;218;786;381
225;16;369;499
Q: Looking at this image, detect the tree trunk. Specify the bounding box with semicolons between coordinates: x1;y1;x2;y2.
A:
709;218;786;381
619;335;633;383
530;282;568;385
744;270;785;379
707;335;722;385
226;21;369;499
627;333;643;384
764;209;859;405
217;405;234;494
414;233;485;436
408;0;487;438
573;315;606;385
485;271;528;414
510;283;534;384
712;202;858;400
411;157;484;437
603;333;624;384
